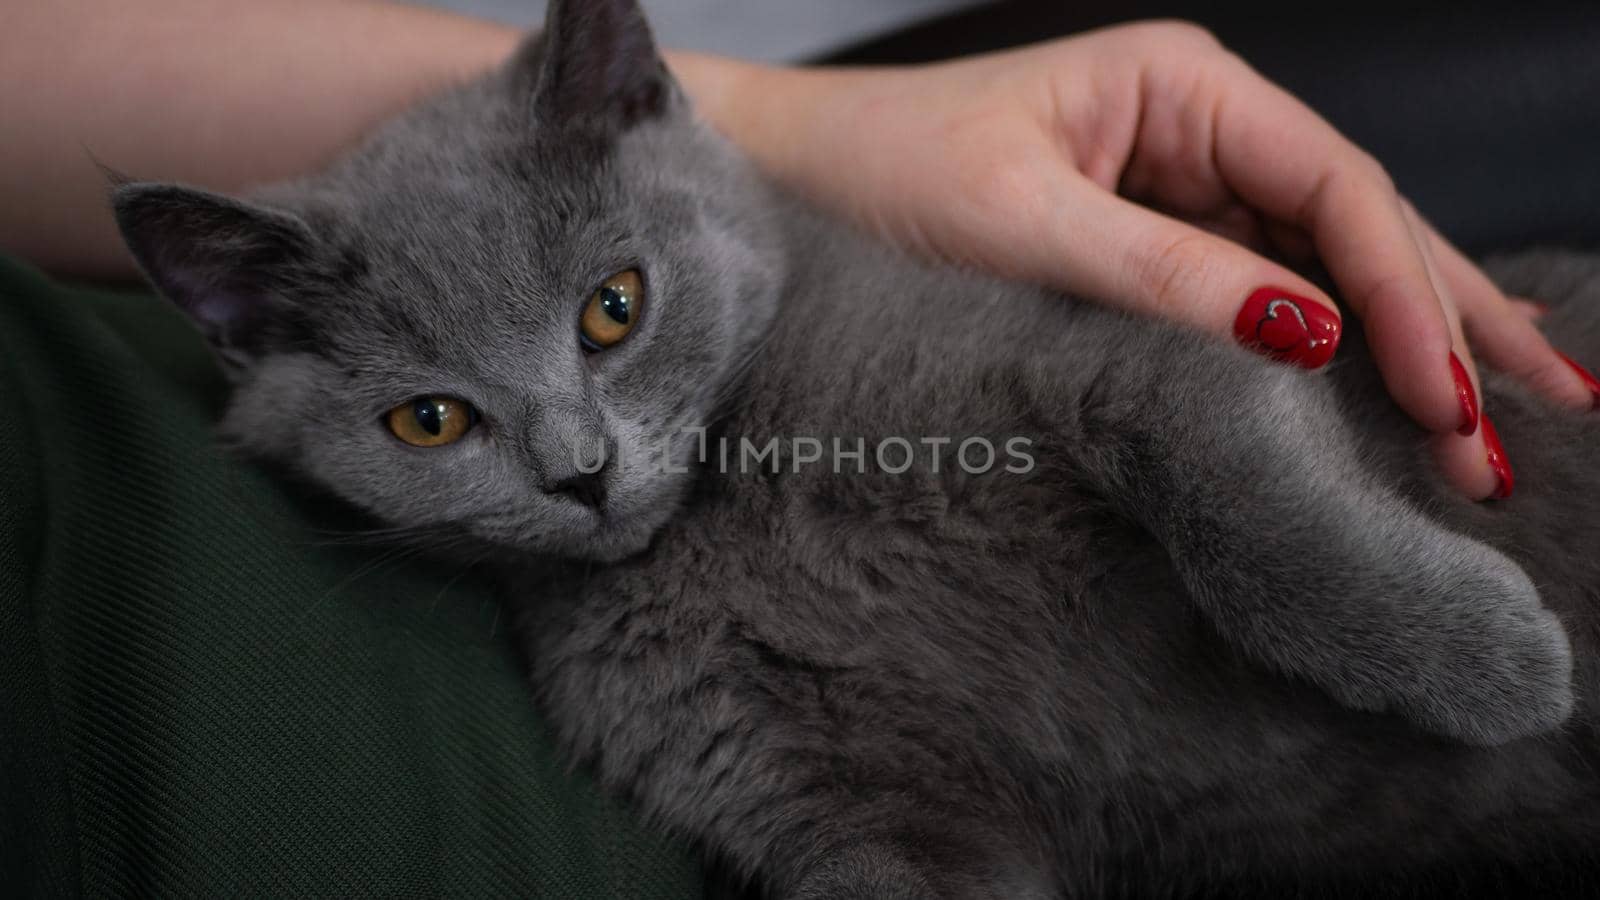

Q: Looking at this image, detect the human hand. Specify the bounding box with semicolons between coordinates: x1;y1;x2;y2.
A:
678;22;1600;499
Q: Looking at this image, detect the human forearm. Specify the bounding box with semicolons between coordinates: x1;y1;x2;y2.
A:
0;0;522;276
0;1;772;280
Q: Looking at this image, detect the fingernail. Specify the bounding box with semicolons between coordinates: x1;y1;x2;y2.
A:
1234;287;1341;369
1481;415;1514;500
1449;352;1479;437
1556;352;1600;410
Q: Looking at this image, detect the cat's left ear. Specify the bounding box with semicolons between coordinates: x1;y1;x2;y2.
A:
527;0;675;132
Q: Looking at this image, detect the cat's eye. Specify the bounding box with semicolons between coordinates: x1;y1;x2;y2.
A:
580;269;643;351
386;397;478;448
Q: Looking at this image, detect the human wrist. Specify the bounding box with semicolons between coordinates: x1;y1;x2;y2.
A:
665;52;865;191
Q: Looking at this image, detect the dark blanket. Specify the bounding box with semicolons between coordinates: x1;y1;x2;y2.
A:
0;255;699;897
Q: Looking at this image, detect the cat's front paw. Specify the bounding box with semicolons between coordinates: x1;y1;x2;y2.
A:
1382;548;1574;746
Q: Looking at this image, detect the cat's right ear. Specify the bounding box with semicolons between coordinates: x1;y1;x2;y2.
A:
112;183;313;358
520;0;674;133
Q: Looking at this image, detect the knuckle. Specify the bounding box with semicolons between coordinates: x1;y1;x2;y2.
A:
1361;269;1424;316
1353;151;1395;193
1146;20;1224;50
1112;20;1224;58
1135;231;1221;316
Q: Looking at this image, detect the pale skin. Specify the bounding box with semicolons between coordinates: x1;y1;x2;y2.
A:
3;0;1593;499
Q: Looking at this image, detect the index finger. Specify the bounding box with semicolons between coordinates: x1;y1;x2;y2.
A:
1197;54;1467;435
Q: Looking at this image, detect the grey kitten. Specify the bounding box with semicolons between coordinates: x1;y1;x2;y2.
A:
113;1;1600;895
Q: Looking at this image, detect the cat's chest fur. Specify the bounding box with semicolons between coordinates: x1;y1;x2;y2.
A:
514;242;1227;823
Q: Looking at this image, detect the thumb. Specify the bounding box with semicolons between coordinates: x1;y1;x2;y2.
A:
1033;178;1343;368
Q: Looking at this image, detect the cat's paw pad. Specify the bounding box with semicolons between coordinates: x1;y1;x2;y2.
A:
1394;551;1574;746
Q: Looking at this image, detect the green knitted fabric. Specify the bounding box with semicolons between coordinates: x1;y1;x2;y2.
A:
0;255;701;898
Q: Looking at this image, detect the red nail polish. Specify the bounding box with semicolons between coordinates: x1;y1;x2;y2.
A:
1556;352;1600;410
1449;352;1479;437
1481;415;1514;500
1234;287;1341;369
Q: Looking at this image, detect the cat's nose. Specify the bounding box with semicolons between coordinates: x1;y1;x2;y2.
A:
537;432;611;509
541;456;610;510
527;406;613;509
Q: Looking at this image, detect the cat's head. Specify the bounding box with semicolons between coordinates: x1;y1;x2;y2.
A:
112;0;784;562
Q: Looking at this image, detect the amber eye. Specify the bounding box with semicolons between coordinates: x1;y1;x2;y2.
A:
580;269;643;351
386;397;478;447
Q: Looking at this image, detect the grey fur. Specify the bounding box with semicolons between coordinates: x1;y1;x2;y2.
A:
113;0;1600;894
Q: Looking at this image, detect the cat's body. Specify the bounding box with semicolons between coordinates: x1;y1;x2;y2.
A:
526;225;1600;897
110;1;1600;895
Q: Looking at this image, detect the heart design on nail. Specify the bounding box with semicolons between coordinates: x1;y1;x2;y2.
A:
1255;298;1311;353
1233;287;1341;369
